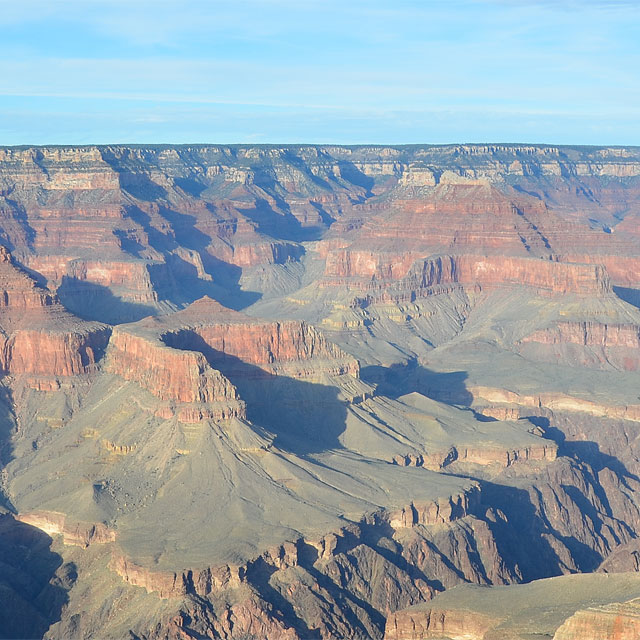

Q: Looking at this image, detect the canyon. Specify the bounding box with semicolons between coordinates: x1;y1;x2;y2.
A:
0;144;639;639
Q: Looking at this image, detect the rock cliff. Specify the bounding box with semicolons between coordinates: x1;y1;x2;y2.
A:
0;144;637;323
0;245;109;380
554;600;640;640
104;296;357;421
385;574;640;640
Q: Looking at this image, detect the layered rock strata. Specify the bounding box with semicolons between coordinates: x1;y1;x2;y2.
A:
0;144;638;324
323;253;610;300
109;487;479;599
554;600;640;640
0;246;109;380
385;574;640;640
105;296;357;421
520;321;640;370
1;144;640;639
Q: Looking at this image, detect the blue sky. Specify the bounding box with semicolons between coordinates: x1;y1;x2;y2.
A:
1;0;638;145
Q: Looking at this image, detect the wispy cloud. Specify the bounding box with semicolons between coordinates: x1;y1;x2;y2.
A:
0;0;638;144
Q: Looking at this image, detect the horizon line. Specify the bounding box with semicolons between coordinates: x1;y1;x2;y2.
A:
2;141;639;150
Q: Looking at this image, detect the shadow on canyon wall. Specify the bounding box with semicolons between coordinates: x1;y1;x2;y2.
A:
0;390;71;639
0;387;16;512
56;259;261;324
161;331;348;456
160;253;262;311
0;517;73;640
360;363;640;578
57;277;159;325
479;479;605;579
613;285;640;309
360;359;473;406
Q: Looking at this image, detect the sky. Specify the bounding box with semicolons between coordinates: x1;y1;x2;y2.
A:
1;0;638;145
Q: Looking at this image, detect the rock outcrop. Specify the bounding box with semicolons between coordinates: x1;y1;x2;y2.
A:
323;253;611;300
385;574;640;640
554;600;640;640
16;511;116;547
520;321;640;370
0;246;110;380
104;297;357;421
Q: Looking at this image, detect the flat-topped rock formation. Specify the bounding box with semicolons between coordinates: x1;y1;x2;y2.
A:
156;296;358;376
104;296;358;420
322;253;611;299
384;573;640;640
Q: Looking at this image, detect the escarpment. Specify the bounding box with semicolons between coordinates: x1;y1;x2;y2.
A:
554;599;640;640
523;321;640;348
105;326;244;419
518;320;640;371
384;574;640;640
0;245;110;380
104;297;358;421
323;252;611;299
158;297;359;376
108;486;480;600
0;144;638;323
0;144;640;639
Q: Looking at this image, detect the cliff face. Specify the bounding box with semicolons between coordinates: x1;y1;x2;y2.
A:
384;575;640;640
384;607;497;640
554;600;640;640
159;298;357;370
324;253;610;298
106;328;243;408
0;245;109;380
520;321;640;371
524;321;640;349
0;144;637;322
1;327;110;377
104;297;357;421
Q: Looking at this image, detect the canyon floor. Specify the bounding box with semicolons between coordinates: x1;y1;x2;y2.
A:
0;144;639;639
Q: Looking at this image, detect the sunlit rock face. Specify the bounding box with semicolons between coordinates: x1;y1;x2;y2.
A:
0;245;110;381
1;144;640;639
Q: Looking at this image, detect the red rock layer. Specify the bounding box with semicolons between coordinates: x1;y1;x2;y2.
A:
105;298;356;419
23;256;158;294
470;386;640;423
0;246;55;308
520;322;640;371
0;246;110;378
524;322;640;349
0;328;110;376
561;254;640;288
318;166;640;295
106;328;244;413
160;299;358;377
1;145;638;315
384;606;496;640
322;253;610;299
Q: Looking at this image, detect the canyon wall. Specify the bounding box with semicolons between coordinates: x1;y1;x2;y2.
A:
0;144;637;323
